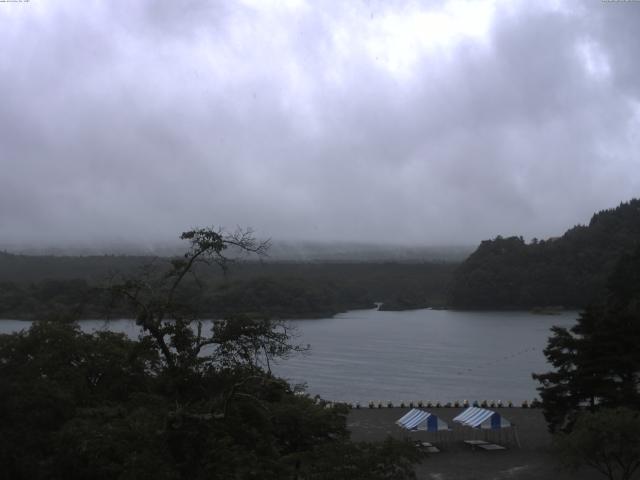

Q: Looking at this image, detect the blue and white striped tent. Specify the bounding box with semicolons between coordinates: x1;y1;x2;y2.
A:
396;409;449;432
453;407;511;430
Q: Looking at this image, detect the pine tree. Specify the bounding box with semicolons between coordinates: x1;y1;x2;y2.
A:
533;246;640;432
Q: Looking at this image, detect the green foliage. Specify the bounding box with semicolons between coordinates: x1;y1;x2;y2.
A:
450;199;640;309
0;316;421;479
533;247;640;432
555;408;640;480
0;321;162;479
0;279;106;320
0;227;422;479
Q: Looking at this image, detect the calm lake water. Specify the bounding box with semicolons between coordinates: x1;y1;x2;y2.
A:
0;308;577;404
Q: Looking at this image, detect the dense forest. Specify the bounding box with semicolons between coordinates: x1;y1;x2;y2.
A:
530;246;640;480
0;229;421;479
4;199;640;318
449;199;640;309
0;254;456;320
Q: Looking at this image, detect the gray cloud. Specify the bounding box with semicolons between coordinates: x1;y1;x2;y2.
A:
0;0;639;249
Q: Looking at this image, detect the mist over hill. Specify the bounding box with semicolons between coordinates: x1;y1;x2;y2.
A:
0;239;462;319
0;240;473;264
264;242;472;263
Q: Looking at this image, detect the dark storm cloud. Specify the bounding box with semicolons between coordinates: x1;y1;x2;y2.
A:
0;0;638;248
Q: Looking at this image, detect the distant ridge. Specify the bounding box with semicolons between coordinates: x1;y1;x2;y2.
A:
449;199;640;309
0;241;473;264
263;242;472;263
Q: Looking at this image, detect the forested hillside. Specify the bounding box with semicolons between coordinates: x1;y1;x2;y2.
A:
0;255;456;319
449;199;640;309
0;227;422;478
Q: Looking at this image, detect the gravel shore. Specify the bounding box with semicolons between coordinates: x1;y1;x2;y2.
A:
347;407;602;479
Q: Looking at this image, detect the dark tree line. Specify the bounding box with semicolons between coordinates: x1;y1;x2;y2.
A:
450;199;640;309
0;254;456;319
534;246;640;432
534;247;640;480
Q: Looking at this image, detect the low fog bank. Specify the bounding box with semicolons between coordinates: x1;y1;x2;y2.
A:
0;240;473;263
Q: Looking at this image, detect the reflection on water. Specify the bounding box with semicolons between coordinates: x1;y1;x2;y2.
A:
0;309;576;403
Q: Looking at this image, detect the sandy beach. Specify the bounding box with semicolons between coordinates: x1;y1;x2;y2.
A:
348;407;602;479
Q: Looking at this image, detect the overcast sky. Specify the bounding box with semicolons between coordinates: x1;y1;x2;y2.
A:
1;0;639;249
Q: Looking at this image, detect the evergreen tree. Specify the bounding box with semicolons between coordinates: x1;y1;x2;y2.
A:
533;247;640;432
451;198;640;309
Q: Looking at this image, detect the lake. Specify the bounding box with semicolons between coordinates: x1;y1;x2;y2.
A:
0;308;577;404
